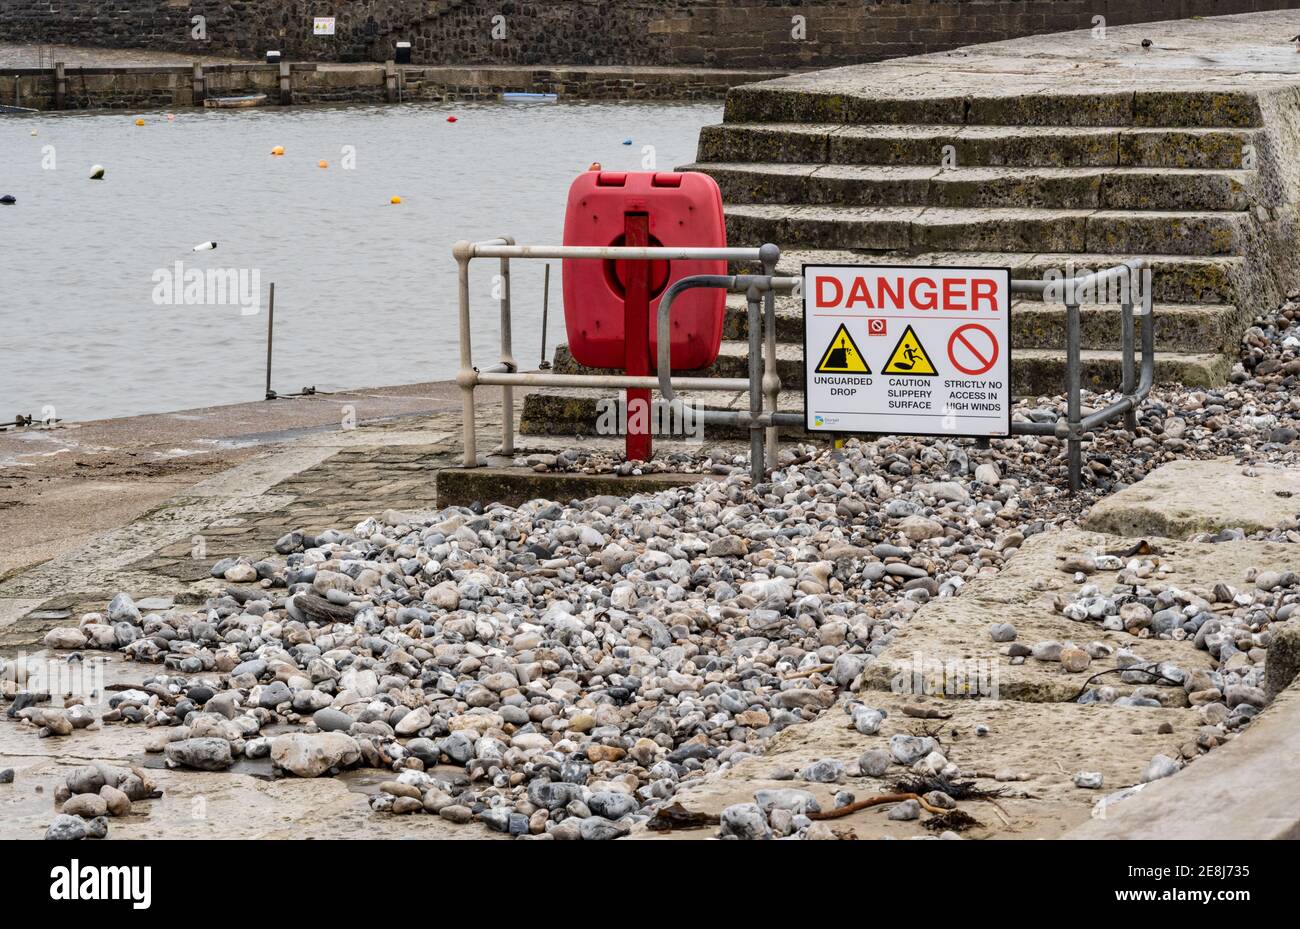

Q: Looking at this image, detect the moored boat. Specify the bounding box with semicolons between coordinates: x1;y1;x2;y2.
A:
203;93;268;109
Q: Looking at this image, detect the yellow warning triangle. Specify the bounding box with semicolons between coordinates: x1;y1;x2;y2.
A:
815;324;871;374
882;324;938;376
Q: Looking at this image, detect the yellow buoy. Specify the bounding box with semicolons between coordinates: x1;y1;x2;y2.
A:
271;145;285;156
318;160;328;169
390;195;402;204
134;118;145;126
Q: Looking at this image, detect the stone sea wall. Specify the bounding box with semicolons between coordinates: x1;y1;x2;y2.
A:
5;1;1300;69
0;63;777;111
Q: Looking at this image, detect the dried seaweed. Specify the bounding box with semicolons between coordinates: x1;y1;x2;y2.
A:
644;802;720;831
923;809;983;832
890;774;1008;801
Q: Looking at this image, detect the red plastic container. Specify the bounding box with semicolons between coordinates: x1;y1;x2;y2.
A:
561;171;727;370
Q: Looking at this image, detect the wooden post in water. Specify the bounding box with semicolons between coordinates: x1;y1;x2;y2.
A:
192;62;205;105
384;61;398;103
53;62;66;110
264;282;276;400
279;61;292;105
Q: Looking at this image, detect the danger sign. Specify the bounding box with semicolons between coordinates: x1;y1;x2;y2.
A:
803;264;1011;438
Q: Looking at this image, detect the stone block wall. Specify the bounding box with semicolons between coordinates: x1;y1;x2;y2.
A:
5;1;1300;68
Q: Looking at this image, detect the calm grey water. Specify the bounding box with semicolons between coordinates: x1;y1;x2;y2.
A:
0;100;718;422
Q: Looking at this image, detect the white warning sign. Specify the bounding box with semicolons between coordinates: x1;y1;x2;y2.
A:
803;264;1011;437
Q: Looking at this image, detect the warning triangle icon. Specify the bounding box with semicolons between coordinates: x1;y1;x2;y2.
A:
815;324;871;374
881;325;938;376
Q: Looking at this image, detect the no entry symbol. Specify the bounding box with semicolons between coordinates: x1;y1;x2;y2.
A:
947;323;999;376
867;318;887;336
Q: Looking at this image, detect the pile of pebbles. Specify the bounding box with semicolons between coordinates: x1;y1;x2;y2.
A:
20;450;1061;840
6;298;1300;840
1049;552;1299;727
44;763;162;840
517;448;728;477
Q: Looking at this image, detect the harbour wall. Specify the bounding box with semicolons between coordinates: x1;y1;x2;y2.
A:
0;63;780;111
4;1;1300;69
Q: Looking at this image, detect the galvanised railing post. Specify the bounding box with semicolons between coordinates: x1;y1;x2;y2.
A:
1065;299;1083;494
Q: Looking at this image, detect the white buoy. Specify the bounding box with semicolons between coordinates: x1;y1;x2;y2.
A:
192;241;218;251
90;165;105;180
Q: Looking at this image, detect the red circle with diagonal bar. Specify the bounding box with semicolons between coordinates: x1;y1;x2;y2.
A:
947;323;999;376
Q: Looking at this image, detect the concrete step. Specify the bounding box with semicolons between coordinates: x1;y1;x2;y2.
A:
522;340;1228;438
722;292;805;342
720;292;1245;355
548;340;1230;397
721;87;1265;129
687;162;1252;212
553;340;806;385
764;249;1243;306
1010;301;1246;355
518;386;812;440
723;203;1248;256
697;123;1258;169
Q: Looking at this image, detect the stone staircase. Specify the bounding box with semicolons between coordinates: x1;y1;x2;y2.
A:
521;83;1287;441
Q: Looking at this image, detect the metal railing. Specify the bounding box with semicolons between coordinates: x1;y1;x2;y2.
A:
454;238;798;481
454;239;1154;493
1010;258;1153;492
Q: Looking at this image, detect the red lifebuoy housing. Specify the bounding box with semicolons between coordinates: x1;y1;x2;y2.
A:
561;171;728;370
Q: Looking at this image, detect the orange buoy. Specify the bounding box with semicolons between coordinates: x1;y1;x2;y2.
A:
271;146;285;156
318;160;328;169
134;118;145;126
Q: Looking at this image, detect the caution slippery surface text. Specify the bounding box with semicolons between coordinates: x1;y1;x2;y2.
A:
802;264;1011;437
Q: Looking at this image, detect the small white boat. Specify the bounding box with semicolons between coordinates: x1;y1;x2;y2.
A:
502;92;557;103
203;93;268;109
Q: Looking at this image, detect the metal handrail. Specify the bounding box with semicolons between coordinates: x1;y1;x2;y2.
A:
455;236;1154;493
454;238;791;478
1009;258;1153;491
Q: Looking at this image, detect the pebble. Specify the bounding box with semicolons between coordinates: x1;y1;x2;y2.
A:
313;708;355;733
1142;754;1181;783
164;738;233;771
719;803;772;840
858;748;892;777
1059;647;1092;673
1073;771;1104;789
889;735;935;765
271;733;361;777
45;814;86;841
989;622;1017;642
62;793;108;818
887;799;921;821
